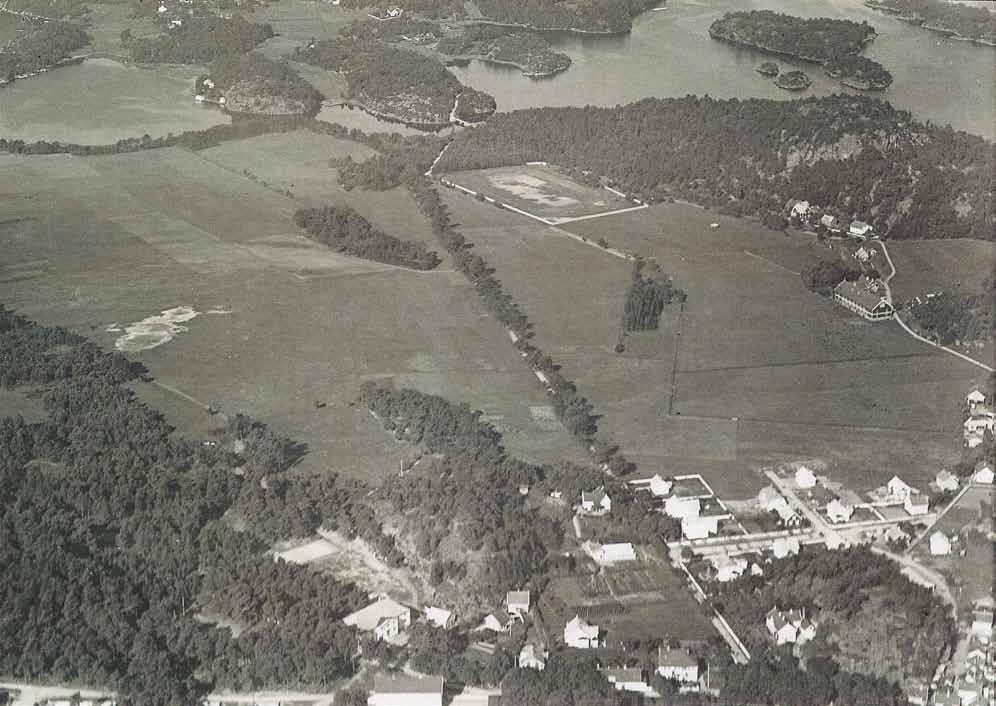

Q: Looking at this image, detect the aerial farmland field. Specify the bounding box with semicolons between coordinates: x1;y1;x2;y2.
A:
0;148;587;483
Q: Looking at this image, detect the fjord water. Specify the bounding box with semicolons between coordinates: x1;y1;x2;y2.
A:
448;0;995;139
0;58;228;144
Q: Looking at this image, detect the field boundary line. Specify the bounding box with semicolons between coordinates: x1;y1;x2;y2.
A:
742;249;800;276
676;350;947;374
906;482;974;551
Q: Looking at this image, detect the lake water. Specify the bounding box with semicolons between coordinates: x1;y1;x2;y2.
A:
447;0;994;139
0;58;229;144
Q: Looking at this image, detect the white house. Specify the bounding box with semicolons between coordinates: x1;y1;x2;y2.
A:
760;487;799;525
424;606;454;629
368;674;443;706
665;496;700;519
964;415;995;435
973;462;994;484
564;615;599;649
790;201;810;219
682;515;720;540
712;555;748;582
967;389;987;408
506;590;530;617
824;533;845;550
657;647;700;684
904;493;929;516
580;487;612;514
849;220;873;238
887;476;915;501
648;474;674;497
795;466;817;489
855;246;871;263
480;610;512;634
765;608;798;645
826;498;854;524
796;618;818;645
935;470;960;492
594;542;637;563
602;668;652;694
929;530;952;556
971;609;993;643
343;596;412;642
821;214;842;232
518;643;547;670
772;537;801;558
751;562;764;576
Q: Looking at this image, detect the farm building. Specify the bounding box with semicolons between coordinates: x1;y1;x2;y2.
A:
711;555;748;582
580;487;612;514
935;470;960;492
904;494;929;516
343;596;412;642
795;466;817;489
564;615;599;648
833;277;894;321
424;606;454;629
657;647;700;684
665;496;700;519
772;537;801;558
930;531;952;556
518;643;547;670
368;674;443;706
682;515;720;540
601;668;652;694
974;462;994;484
848;220;873;238
593;542;637;563
826;499;853;524
506;590;530;616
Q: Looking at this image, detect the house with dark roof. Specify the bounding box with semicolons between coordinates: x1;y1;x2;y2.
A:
833;277;893;321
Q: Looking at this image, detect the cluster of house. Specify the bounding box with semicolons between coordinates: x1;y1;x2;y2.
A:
479;591;531;634
789;200;874;239
594;647;702;696
628;474;726;540
765;607;818;646
922;604;994;706
963;389;994;449
929;462;993;557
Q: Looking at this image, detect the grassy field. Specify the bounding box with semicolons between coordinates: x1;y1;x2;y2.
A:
446;165;635;222
441;188;975;496
887;239;994;304
0;148;586;483
252;0;366;44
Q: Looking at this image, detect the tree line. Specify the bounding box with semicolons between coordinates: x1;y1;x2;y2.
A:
623;258;686;332
293;204;442;270
435;95;993;241
128;16;274;64
0;21;90;81
198;53;325;115
474;0;657;33
909;286;994;345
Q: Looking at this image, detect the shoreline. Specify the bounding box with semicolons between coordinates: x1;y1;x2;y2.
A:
0;55;85;86
441;52;569;78
456;19;632;37
327;99;486;131
863;1;996;47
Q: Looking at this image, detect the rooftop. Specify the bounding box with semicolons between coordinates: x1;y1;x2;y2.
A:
834;276;891;313
372;673;444;695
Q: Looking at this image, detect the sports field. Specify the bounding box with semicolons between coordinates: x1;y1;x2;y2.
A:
0;148;586;482
442;188;976;497
446;165;637;223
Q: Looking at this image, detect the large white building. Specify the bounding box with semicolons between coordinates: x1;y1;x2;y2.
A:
564;615;599;648
368;674;443;706
665;496;700;519
344;596;413;642
682;515;720;540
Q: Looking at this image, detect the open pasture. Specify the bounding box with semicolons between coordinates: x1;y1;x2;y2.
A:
442;191;973;496
887;239;994;304
0;149;585;482
446;165;635;222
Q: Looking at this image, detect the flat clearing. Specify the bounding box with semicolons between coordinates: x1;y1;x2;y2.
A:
0;149;585;485
442;191;974;496
446;165;635;222
887;239;994;304
252;0;367;43
273;538;337;564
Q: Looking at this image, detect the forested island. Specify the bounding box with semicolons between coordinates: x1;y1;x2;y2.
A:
437;25;571;77
293;205;442;269
196;54;324;115
756;61;780;76
709;11;893;90
435;95;993;241
866;0;996;46
774;69;810;91
291;38;495;127
127;15;274;64
0;21;90;83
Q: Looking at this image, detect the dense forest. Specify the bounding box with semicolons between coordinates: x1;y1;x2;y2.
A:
294;204;441;269
335;0;464;19
0;305;410;703
800;258;862;295
290;38;495;126
0;21;90;81
909;287;994;345
474;0;657;33
436;25;571;76
622;259;686;332
866;0;996;44
435;95;994;241
713;546;954;690
709;11;892;89
198;54;324;115
128;16;274;64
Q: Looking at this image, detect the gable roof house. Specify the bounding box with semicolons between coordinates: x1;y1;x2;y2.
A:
765;608;798;645
930;530;952;556
343;596;413;642
887;476;916;501
593;542;637;563
790;200;810;220
424;606;454;630
964;415;995;436
935;470;960;492
833;277;894;321
974;461;994;484
648;474;674;497
601;668;652;694
826;498;854;524
657;647;700;684
967;389;987;407
820;214;842;231
481;610;512;634
904;493;929;516
795;466;818;489
682;515;720;540
368;674;443;706
518;643;547;671
506;591;530;617
772;537;801;558
664;496;700;519
580;487;611;514
564;615;599;649
849;220;873;238
712;555;748;582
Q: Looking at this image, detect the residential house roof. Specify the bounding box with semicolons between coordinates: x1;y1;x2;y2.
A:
424;606;452;628
565;615;598;640
834;277;891;313
343;597;410;632
507;591;530;608
372;673;443;695
659;648;697;669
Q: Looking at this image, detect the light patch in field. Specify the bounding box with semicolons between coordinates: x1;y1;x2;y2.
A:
489;174;579;209
274;538;337;564
114;306;201;352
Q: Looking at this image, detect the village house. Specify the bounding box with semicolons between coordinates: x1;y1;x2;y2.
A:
795;466;818;489
580;486;612;514
826;498;854;524
601;668;652;694
887;476;916;501
971;609;993;643
930;530;952;556
368;674;443;706
974;462;994;485
506;590;530;617
904;493;929;516
759;486;799;525
712;555;748;582
833;277;894;321
772;536;801;558
665;496;700;519
657;647;700;684
964;413;995;436
343;596;413;642
480;610;512;634
932;687;961;706
848;220;873;238
854;246;871;263
820;214;842;232
905;682;929;706
564;614;600;649
682;515;720;540
790;200;811;221
424;606;454;630
967;389;987;409
765;608;815;646
966;434;985;449
935;470;960;492
627;473;674;497
518;643;547;670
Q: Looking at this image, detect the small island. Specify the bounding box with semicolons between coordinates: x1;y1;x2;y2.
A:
774;70;811;91
709;10;893;90
437;26;571;78
195;54;324;115
756;61;780;77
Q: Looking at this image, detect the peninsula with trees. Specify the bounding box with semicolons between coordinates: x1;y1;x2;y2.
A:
709;10;893;90
0;20;90;84
436;25;571;77
865;0;996;46
196;54;324;115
